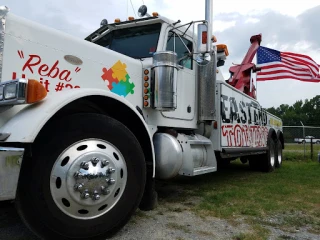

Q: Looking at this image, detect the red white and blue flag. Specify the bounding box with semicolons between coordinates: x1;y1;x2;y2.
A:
256;46;320;82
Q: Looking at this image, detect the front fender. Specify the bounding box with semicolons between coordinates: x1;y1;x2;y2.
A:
0;88;155;175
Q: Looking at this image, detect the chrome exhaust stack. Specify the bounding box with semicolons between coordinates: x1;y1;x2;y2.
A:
197;0;216;123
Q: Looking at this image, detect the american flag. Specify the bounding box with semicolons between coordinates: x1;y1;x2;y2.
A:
256;46;320;82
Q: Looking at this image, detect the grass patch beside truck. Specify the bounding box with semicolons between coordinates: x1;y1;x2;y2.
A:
156;156;320;239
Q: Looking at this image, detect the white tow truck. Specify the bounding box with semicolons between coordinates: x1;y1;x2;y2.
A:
0;1;284;239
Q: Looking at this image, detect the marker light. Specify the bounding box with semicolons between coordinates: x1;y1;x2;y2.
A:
0;79;47;106
152;12;159;17
217;44;229;56
26;79;47;104
128;16;134;21
144;69;149;75
114;18;121;23
202;31;207;44
144;76;149;81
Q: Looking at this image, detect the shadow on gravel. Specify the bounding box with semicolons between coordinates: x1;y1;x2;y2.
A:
155;161;251;203
0;201;39;240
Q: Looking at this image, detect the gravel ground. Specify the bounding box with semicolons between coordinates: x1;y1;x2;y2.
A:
0;190;319;240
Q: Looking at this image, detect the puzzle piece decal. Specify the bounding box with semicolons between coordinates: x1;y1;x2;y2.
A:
101;68;119;90
101;61;135;97
111;82;127;97
122;75;135;95
111;60;128;82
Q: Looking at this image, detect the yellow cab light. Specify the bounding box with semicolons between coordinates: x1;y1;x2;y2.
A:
114;18;121;23
152;12;159;17
26;79;47;104
144;89;149;94
217;44;229;56
144;82;149;87
144;101;149;107
144;76;149;81
128;16;135;21
144;95;149;100
144;69;149;75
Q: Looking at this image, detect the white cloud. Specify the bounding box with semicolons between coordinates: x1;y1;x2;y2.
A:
212;20;236;32
245;18;260;24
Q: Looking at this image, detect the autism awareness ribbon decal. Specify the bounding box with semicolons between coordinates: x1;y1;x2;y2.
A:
101;60;135;97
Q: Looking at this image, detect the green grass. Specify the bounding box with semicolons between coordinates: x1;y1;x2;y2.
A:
284;143;320;151
156;157;320;238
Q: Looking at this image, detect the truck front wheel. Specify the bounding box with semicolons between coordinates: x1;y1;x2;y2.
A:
16;113;146;240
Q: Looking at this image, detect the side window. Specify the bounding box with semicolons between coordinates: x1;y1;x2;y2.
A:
166;31;193;70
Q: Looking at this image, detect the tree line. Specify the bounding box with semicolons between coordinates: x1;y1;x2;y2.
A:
266;95;320;126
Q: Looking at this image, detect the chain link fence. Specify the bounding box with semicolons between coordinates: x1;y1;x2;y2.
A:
283;126;320;161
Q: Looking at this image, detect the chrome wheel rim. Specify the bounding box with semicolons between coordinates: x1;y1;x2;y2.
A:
278;142;282;165
50;139;127;220
270;142;275;167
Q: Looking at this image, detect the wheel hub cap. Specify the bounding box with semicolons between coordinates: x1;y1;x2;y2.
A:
50;139;127;220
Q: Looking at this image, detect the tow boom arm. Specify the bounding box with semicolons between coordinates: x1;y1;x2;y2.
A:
227;34;262;99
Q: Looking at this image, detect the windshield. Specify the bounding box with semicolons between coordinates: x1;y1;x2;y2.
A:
94;23;162;59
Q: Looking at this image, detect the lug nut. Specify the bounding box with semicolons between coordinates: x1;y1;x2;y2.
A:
91;157;99;166
101;186;110;195
80;162;89;170
74;183;83;191
74;171;84;179
93;194;100;200
108;168;116;174
108;178;116;185
101;160;109;167
81;191;90;199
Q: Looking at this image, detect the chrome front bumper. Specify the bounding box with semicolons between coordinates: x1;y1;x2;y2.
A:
0;147;24;200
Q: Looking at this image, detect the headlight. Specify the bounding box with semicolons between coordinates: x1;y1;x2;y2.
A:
0;85;3;100
4;83;17;99
0;79;47;106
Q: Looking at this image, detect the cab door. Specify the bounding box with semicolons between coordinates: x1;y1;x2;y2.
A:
161;30;196;121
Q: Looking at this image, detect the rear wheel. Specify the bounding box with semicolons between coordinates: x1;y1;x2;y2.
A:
16;113;146;240
275;140;282;168
261;136;276;172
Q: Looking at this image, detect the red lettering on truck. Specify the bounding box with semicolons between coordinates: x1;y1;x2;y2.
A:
22;54;72;81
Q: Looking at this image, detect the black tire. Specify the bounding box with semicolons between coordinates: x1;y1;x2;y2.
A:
261;136;276;172
15;113;146;240
275;140;282;168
